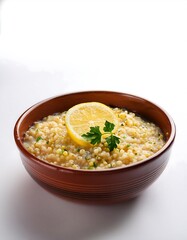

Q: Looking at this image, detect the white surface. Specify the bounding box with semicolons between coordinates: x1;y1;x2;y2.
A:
0;0;187;239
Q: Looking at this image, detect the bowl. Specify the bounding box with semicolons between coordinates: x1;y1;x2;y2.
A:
14;91;176;203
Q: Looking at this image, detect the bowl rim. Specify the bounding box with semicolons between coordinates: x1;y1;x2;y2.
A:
14;90;176;174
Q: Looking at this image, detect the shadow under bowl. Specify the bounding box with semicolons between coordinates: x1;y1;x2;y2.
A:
14;91;176;203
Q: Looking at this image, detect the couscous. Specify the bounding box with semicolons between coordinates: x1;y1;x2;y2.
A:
23;105;165;170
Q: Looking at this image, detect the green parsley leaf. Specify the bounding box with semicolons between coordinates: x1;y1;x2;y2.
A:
93;162;98;168
106;135;120;151
36;136;43;142
103;120;115;132
82;126;102;145
82;121;120;151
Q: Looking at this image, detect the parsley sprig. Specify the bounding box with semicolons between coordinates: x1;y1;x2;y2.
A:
82;121;120;151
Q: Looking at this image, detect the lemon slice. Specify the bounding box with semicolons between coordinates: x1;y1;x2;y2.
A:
65;102;119;146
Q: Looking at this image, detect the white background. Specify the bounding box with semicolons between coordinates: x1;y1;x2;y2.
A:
0;0;187;239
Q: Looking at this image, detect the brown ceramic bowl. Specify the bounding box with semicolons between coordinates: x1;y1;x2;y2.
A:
14;91;176;203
